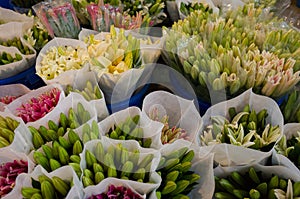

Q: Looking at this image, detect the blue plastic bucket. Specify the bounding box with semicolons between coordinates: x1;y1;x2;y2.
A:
169;71;211;115
0;0;13;9
0;66;45;90
8;0;31;14
106;84;150;114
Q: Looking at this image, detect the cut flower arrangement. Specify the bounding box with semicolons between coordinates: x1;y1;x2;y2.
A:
163;3;300;103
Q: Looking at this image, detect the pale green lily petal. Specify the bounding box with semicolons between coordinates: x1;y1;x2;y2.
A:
274;189;286;199
243;130;256;144
262;124;271;141
227;134;240;146
286;179;293;199
236;124;245;143
231;112;249;126
242;141;256;148
211;116;228;126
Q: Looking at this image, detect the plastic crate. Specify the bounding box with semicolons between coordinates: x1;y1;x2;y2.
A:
0;66;46;90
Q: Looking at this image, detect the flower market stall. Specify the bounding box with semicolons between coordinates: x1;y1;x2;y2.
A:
0;0;300;198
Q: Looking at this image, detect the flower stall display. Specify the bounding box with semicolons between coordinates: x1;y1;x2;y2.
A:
35;37;89;84
0;1;300;198
199;89;284;166
163;3;300;104
33;0;81;39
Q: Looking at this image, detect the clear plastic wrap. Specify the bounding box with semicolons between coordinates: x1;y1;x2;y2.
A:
33;0;81;39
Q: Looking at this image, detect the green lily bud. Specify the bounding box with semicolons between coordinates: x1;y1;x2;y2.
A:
198;71;207;86
210;58;221;74
220;72;228;87
245;67;256;88
183;61;192;74
191;65;200;81
254;67;267;87
230;79;241;95
218;45;225;55
232;45;241;58
212;78;225;91
207;71;217;85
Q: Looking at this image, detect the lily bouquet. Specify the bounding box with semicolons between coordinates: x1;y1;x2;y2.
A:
163;3;300;103
86;2;154;33
33;0;81;39
85;26;142;76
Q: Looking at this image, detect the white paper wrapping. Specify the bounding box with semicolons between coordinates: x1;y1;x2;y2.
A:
142;90;202;145
0;84;30;111
4;84;65;127
199;88;284;166
148;139;215;198
98;106;164;149
0;84;30;99
0;148;35;199
0;17;37;67
35;37;89;85
176;0;219;19
211;0;245;9
19;37;36;67
0;111;32;154
80;138;161;184
8;165;84;199
0;46;28;79
0;7;33;35
65;71;109;121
